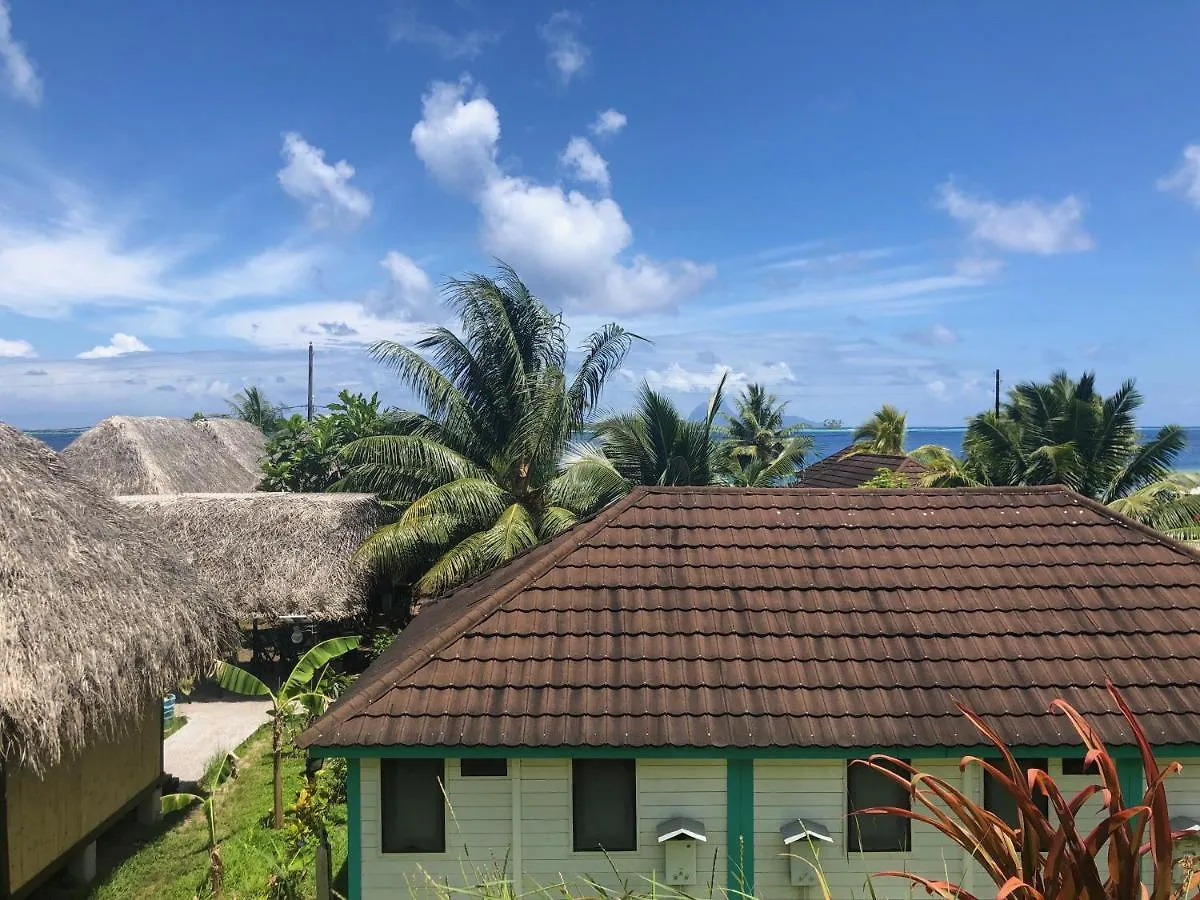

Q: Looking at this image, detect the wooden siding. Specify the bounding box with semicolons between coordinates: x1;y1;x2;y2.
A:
4;702;160;894
360;758;727;900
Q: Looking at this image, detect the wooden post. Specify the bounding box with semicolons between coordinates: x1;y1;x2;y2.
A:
316;824;332;900
994;369;1001;418
307;343;315;422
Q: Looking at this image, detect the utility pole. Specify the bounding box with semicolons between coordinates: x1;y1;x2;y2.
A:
304;343;314;424
994;368;1001;418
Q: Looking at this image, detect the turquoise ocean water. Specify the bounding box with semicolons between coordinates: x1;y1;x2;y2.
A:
24;425;1200;471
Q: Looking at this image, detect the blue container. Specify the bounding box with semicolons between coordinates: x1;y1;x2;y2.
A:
163;693;176;730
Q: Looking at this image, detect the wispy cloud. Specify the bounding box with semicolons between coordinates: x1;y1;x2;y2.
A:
937;180;1093;254
1158;145;1200;208
539;11;588;85
590;109;627;137
390;3;500;60
560;136;610;191
901;322;959;347
758;246;901;274
277;132;372;228
0;0;41;106
77;332;152;359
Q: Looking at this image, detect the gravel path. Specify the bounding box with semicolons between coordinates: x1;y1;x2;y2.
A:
164;698;272;783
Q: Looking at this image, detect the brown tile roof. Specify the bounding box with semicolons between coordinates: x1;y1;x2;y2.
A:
798;444;926;488
300;486;1200;752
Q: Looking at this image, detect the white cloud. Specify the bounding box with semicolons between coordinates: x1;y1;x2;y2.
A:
0;336;35;357
901;323;959;347
954;256;1004;279
1158;145;1200;208
641;360;796;393
390;7;499;60
0;180;320;316
937;181;1093;254
539;11;588;85
217;301;428;350
277;133;372;228
0;0;41;106
373;250;436;316
77;332;152;359
590;109;627;137
926;379;948;398
411;77;713;315
560;137;610;191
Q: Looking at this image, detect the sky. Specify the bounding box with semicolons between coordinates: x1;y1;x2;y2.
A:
2;2;1200;429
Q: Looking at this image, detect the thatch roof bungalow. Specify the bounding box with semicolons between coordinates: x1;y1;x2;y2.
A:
116;492;383;622
60;415;266;495
0;423;237;897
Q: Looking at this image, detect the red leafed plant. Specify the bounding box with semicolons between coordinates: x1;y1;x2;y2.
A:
854;682;1200;900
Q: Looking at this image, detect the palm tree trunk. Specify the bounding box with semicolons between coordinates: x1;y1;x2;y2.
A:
272;712;284;829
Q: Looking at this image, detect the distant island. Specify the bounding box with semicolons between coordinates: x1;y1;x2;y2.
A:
685;404;843;429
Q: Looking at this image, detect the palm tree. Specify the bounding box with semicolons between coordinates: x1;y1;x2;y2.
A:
560;375;729;500
852;403;908;455
341;266;638;597
719;383;813;467
717;440;810;487
214;636;360;828
960;371;1186;503
228;386;283;434
1107;473;1200;543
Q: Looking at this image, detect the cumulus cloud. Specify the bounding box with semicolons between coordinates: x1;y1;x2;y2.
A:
0;0;41;106
539;11;588;85
277;132;372;227
901;323;959;347
372;250;436;317
590;109;627;137
641;360;796;393
1158;145;1200;208
0;336;35;357
560;137;610;191
77;332;152;359
411;77;713;315
937;180;1093;254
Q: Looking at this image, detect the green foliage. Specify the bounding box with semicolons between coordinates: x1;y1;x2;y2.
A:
716;383;812;486
261;390;402;492
852;403;908;454
821;418;843;429
227;385;285;434
857;682;1198;900
342;265;639;598
860;468;912;488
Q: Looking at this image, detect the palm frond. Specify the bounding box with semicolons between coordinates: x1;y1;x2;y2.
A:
416;502;539;596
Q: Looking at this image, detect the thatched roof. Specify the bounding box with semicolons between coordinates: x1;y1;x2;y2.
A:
0;423;239;773
115;492;382;621
60;415;266;495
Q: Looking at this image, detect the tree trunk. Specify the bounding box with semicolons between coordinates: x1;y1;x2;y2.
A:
272;713;284;829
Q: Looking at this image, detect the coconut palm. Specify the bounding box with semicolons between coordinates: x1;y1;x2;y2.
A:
1102;473;1200;542
852;403;908;454
228;386;283;434
719;383;812;464
717;439;811;487
960;371;1187;503
341;266;638;597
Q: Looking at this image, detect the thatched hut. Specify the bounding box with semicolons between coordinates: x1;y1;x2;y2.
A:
60;415;266;495
115;492;383;622
0;423;237;897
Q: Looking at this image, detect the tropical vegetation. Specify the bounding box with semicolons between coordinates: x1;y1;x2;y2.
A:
718;383;812;485
228;386;285;435
851;403;908;454
339;266;639;598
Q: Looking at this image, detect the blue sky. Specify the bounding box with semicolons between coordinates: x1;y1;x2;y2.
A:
3;2;1200;429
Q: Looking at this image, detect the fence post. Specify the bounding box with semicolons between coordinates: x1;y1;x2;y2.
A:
316;823;332;900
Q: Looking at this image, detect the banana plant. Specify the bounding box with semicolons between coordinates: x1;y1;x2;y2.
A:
214;635;360;829
162;754;230;898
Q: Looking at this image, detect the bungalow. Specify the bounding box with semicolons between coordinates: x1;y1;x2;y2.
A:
0;424;237;898
299;485;1200;900
60;415;266;494
797;444;926;487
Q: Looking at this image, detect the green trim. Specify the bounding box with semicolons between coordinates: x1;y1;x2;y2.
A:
726;759;754;897
347;759;362;900
1117;756;1143;804
309;742;1172;761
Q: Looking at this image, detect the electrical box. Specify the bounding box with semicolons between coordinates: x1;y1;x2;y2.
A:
664;839;697;885
789;853;819;888
780;817;834;889
657;817;707;887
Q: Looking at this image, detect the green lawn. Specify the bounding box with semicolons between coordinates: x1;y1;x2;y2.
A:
84;725;346;900
162;715;188;740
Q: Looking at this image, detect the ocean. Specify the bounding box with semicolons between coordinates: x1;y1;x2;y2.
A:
23;425;1200;471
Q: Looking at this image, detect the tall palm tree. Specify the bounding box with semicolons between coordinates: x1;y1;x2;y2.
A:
341;266;637;597
961;371;1186;503
228;386;283;434
562;375;729;497
852;404;908;455
719;383;813;467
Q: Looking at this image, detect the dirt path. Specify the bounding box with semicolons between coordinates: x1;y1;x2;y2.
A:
163;698;271;783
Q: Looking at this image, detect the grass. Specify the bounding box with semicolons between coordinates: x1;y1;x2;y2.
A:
162;715;188;740
75;724;346;900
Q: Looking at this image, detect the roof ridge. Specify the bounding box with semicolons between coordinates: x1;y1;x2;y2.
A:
299;486;652;745
1063;489;1200;564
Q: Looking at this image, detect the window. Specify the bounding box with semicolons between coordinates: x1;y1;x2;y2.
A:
984;757;1049;827
1062;756;1098;776
573;759;637;851
848;759;911;852
381;759;445;853
461;758;508;777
